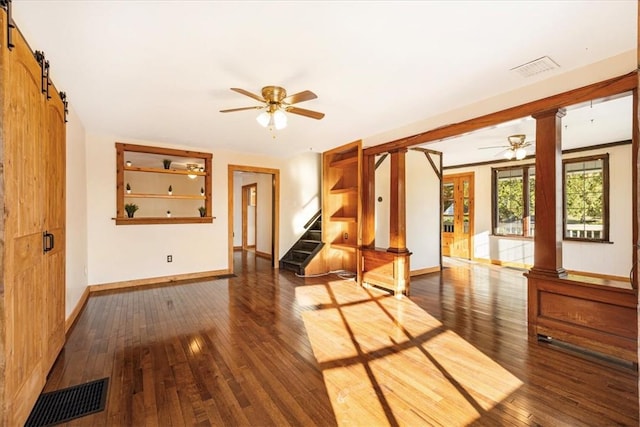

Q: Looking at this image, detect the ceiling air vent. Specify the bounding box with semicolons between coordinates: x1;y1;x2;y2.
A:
510;56;559;78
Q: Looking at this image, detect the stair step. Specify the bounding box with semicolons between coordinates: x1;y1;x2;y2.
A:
293;250;313;255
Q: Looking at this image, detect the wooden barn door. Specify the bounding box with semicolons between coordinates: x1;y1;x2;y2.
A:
1;8;66;425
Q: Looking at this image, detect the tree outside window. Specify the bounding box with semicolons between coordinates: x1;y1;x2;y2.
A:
495;168;524;235
492;156;608;242
493;165;535;237
563;155;608;241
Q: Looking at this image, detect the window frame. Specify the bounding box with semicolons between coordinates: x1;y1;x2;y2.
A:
562;154;610;243
491;164;535;238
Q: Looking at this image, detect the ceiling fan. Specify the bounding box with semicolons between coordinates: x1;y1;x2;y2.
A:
220;86;325;130
480;134;534;160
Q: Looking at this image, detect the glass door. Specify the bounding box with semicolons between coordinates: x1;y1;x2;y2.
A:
442;172;474;259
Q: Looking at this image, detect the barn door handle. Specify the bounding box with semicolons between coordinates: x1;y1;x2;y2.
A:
43;231;54;253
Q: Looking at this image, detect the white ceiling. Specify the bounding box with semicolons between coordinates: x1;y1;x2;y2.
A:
424;93;633;166
11;1;637;159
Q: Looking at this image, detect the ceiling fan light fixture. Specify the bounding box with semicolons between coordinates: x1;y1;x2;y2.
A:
504;150;515;160
508;134;526;145
256;111;270;127
223;86;324;129
515;147;527;160
273;109;287;130
256;108;288;130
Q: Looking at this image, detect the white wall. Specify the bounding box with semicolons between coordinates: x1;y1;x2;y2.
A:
447;144;632;277
563;145;632;276
279;151;322;253
85;133;322;285
65;104;88;317
374;151;441;272
254;173;273;255
406;150;441;271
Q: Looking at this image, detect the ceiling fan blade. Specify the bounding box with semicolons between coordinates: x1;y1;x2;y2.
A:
286;106;325;120
220;106;263;113
283;90;317;105
478;145;508;150
230;88;265;103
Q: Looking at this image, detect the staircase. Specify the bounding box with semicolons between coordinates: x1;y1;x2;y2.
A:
280;213;324;275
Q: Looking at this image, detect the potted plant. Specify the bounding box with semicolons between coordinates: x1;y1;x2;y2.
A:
124;203;138;218
198;206;206;217
168;185;173;195
126;183;131;194
163;159;172;169
166;210;171;218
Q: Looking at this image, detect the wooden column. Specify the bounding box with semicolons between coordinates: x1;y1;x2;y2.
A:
529;108;567;278
388;148;409;253
361;152;376;249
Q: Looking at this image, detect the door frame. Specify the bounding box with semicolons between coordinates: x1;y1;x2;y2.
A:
242;183;257;250
228;165;280;272
442;171;475;260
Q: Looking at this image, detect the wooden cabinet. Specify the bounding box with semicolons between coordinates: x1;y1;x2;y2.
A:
322;141;362;274
115;143;213;225
0;8;66;425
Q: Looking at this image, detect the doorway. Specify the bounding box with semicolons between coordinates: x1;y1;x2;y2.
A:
242;183;257;250
228;165;280;274
442;172;474;259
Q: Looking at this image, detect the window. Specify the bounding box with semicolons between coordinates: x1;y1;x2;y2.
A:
563;155;609;242
492;155;609;241
492;165;535;237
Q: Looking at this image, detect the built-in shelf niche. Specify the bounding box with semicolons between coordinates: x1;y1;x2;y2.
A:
115;142;213;225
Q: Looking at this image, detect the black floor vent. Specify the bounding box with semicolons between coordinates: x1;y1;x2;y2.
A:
25;377;109;427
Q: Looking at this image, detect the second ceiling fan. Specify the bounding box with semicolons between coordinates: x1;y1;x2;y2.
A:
480;134;534;160
220;86;325;130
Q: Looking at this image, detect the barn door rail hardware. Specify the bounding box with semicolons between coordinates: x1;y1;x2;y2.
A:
34;50;51;98
60;91;69;122
0;0;15;50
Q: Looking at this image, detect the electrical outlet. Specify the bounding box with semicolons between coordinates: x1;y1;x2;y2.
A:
167;255;172;263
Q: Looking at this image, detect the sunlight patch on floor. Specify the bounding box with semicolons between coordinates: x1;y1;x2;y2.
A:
300;280;523;426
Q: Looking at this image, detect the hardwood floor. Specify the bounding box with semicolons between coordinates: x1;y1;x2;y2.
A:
43;253;638;426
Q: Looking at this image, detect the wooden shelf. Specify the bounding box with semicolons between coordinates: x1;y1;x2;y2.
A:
330;156;358;168
117;143;213;227
125;166;206;177
330;215;357;222
114;216;213;225
330;186;358;194
125;193;205;200
323;140;361;275
331;242;358;250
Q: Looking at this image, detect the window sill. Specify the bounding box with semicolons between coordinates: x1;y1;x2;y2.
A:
563;238;613;244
